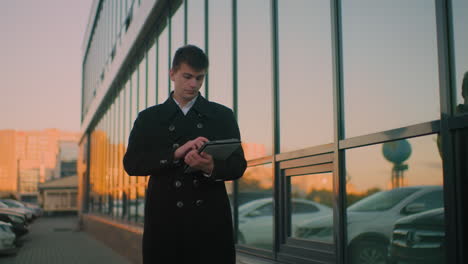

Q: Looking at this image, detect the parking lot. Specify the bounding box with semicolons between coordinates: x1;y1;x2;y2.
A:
0;216;130;264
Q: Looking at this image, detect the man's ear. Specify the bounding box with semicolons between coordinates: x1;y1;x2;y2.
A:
170;68;175;81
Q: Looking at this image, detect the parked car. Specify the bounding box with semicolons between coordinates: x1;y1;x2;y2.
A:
0;201;33;222
0;210;29;237
21;201;43;218
238;198;332;249
294;185;444;264
0;199;39;219
388;207;445;264
0;221;16;255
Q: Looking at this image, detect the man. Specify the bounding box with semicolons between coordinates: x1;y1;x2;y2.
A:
123;45;246;264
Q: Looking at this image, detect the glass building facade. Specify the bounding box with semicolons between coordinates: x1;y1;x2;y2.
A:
79;0;467;263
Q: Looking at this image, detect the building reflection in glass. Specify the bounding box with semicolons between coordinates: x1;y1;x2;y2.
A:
345;135;443;264
290;172;334;243
237;163;273;250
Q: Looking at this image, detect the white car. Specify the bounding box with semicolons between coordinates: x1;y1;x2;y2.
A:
238;198;332;249
0;221;16;255
295;185;444;264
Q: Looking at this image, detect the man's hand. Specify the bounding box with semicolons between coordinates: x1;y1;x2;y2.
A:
174;136;209;160
184;150;214;174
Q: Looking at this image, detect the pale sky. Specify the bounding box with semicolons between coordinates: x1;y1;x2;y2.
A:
0;0;93;131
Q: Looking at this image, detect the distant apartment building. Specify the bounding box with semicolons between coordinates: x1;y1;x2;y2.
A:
54;141;79;180
0;129;80;202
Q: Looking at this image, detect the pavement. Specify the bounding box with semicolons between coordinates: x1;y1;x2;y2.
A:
0;215;130;264
0;215;280;264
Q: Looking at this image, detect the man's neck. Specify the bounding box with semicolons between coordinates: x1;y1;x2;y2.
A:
172;94;190;108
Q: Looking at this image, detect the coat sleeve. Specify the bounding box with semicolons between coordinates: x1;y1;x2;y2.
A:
123;111;180;176
209;111;247;181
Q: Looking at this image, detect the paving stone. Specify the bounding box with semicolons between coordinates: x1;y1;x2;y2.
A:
0;216;130;264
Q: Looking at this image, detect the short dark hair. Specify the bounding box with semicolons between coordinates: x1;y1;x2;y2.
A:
171;45;209;71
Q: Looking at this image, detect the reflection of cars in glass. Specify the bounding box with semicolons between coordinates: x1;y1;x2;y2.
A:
238;198;332;249
388;208;445;264
294;185;443;264
0;221;17;255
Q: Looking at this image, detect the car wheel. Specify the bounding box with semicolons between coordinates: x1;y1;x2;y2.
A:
351;241;387;264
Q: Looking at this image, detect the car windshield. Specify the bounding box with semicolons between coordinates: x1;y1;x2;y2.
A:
1;200;20;208
0;202;9;209
239;200;268;214
348;187;419;212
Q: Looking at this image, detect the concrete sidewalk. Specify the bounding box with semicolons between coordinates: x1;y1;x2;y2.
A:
0;216;130;264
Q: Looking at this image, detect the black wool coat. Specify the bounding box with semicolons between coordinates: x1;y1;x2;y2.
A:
123;94;247;264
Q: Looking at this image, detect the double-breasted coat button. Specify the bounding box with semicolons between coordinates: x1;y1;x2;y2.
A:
196;123;203;129
174;180;182;188
169;125;175;132
193;179;199;188
172;143;180;149
195;200;203;207
176;201;184;208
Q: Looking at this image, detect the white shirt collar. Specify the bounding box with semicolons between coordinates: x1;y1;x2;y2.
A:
173;95;198;115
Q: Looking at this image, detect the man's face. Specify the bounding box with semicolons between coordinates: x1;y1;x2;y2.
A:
170;62;206;104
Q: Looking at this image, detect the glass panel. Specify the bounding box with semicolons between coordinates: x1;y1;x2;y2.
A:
147;43;157;107
129;186;137;222
118;88;125;193
278;0;333;152
122;188;129;220
137;185;146;224
158;28;169;104
290;173;334;243
208;0;232;109
124;80;131;189
139;56;147;111
187;0;206;96
171;4;185;92
345;135;444;264
238;164;274;250
187;0;205;49
131;70;139;185
238;0;273;159
342;2;439;138
103;112;109;214
452;0;468;115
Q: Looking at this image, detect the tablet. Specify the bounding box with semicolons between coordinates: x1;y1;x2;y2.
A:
183;138;241;173
197;138;241;160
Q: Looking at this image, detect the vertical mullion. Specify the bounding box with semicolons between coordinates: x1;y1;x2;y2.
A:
232;0;238;117
231;0;239;245
155;38;159;104
168;13;172;95
271;0;280;256
434;0;460;263
204;0;209;98
184;0;188;45
331;0;346;264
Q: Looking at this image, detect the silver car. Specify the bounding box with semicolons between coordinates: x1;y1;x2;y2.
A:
295;185;444;264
